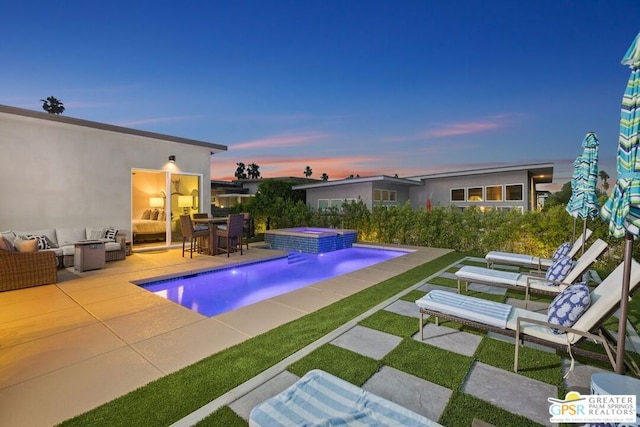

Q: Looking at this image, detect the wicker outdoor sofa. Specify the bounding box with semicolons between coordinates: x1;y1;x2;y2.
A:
0;250;57;292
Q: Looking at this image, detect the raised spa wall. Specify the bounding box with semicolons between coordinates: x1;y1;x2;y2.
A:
264;228;358;254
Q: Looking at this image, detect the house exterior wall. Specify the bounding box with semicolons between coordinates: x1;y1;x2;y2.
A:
409;170;532;211
305;182;374;209
0;111;216;234
305;181;412;210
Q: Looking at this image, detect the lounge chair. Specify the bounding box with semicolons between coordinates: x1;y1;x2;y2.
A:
249;369;441;426
485;229;593;270
456;239;607;307
416;259;640;373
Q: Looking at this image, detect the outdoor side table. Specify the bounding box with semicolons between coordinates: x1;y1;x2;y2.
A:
74;240;105;272
591;372;640;425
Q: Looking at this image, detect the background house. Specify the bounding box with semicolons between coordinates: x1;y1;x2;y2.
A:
0;104;226;251
293;163;554;213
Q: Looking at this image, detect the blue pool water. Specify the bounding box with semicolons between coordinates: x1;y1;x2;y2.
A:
141;246;408;317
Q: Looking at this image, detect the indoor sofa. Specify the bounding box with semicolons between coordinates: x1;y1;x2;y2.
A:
1;226;126;268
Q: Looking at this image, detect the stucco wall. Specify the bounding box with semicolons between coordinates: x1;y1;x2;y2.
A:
0;112;215;234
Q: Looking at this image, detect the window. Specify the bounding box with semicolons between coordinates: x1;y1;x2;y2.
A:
373;188;397;204
318;199;329;210
451;188;464;201
468;187;483;202
486;185;502;201
506;184;523;201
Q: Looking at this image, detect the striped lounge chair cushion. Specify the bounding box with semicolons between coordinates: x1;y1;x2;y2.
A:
456;265;520;286
249;369;440;426
416;290;513;329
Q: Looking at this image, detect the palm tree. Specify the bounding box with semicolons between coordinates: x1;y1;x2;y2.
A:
40;96;65;114
304;166;313;178
321;173;329;181
247;163;261;179
235;162;247;179
599;170;610;192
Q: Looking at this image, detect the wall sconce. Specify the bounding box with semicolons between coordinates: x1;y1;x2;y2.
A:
178;195;192;214
149;197;164;208
168;155;176;163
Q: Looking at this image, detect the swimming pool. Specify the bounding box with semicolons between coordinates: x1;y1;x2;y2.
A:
141;246;408;317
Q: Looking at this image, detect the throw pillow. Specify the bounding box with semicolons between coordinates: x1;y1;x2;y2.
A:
150;209;160;220
552;242;572;260
104;227;118;241
14;237;38;253
89;227;107;240
24;234;50;250
0;235;15;252
158;210;166;221
547;282;591;334
545;256;574;283
142;209;151;220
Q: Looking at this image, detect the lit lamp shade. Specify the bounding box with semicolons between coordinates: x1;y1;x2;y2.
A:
149;197;164;208
178;195;193;209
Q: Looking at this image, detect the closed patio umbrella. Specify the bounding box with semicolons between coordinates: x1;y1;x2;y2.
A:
566;132;600;254
567;155;582;244
600;31;640;374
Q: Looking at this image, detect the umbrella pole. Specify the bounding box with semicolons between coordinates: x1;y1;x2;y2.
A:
581;219;587;256
615;233;633;374
572;217;577;245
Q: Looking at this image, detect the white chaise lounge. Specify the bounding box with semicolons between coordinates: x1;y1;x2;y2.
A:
249;369;441;426
456;239;608;306
485;229;593;270
417;259;640;373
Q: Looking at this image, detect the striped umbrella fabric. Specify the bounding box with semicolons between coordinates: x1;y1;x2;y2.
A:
566;133;600;220
601;33;640;237
600;31;640;374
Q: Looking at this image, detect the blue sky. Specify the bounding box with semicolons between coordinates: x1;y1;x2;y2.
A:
2;1;639;190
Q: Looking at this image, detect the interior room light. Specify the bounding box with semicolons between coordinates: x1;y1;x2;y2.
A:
178;195;192;214
149;197;164;208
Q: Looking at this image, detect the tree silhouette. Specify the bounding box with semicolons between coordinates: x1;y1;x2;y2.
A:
303;166;313;178
234;162;247;179
321;173;329;181
247;163;261;179
599;170;610;191
40;96;65;114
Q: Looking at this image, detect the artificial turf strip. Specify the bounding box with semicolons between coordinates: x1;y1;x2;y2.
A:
382;338;473;390
60;250;465;427
439;391;544;427
474;337;563;388
399;289;427;303
358;309;419;338
286;343;380;386
194;406;247;427
429;276;458;288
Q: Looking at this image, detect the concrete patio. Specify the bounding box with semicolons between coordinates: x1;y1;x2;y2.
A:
0;243;451;426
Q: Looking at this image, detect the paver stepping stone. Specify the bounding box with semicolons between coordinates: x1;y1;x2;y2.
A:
467;282;507;296
331;325;402;360
385;299;421;318
462;362;557;426
229;370;300;420
363;366;451;422
562;360;608;395
413;323;482;357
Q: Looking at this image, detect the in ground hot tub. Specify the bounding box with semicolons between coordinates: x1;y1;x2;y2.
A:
264;228;358;253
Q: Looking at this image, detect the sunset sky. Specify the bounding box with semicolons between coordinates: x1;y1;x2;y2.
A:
2;1;640;190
